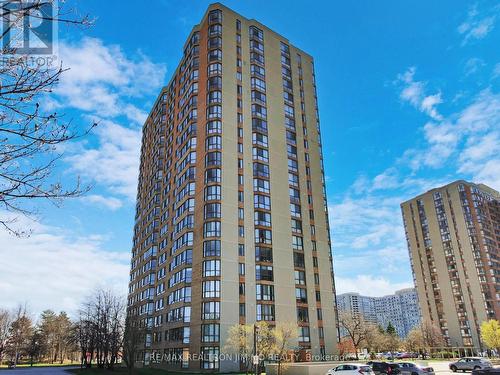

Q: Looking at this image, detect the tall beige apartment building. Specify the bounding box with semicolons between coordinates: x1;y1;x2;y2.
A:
127;3;338;371
401;181;500;350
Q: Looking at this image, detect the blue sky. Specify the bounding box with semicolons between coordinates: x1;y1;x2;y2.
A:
1;0;499;316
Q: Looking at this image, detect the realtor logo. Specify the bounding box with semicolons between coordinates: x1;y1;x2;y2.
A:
1;0;57;55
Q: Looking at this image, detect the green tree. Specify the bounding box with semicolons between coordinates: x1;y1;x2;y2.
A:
480;320;500;353
386;323;397;336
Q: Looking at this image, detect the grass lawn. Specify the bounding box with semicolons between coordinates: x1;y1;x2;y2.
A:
68;368;245;375
0;362;79;369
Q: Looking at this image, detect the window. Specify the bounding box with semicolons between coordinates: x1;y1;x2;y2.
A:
204;185;221;201
290;203;301;218
239;303;245;317
251;77;266;91
207;105;222;119
252;103;267;119
298;326;310;342
251;90;267;105
205;168;221;183
250;39;264;52
208;36;222;49
291;219;302;233
204;203;221;219
203;221;221;238
201;346;219;369
238;225;244;237
253;162;269;178
256;304;275;321
255;228;272;244
203;240;220;257
202;301;220;319
207;90;222;104
205;120;221;135
238;244;245;256
288;158;298;172
295;270;306;285
286;130;296;144
255;264;273;281
293;252;305;267
295;287;307;303
208;9;222;24
202;280;220;298
288;172;299;186
297;307;309;322
249;26;263;40
208;49;222;62
255;246;273;262
239;263;245;275
202;324;219;343
208;24;222;36
203;260;220;278
253;147;269;162
250;64;265;78
256;284;274;301
206;135;222;150
292;235;303;250
252;118;268;133
284;104;295;117
205;151;222;167
252;132;268;147
207;76;222;90
254;211;271;226
254;194;271;210
254;178;270;193
285;116;295;130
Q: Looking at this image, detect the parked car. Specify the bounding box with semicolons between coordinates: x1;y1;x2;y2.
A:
472;368;500;375
449;358;493;372
395;362;435;375
367;361;402;375
327;364;375;375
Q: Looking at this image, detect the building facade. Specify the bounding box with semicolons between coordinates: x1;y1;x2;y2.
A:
401;181;500;349
337;288;421;338
127;3;338;371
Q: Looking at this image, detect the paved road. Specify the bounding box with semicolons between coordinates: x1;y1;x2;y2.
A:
0;366;78;375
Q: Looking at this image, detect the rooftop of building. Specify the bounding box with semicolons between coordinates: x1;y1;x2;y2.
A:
400;180;500;205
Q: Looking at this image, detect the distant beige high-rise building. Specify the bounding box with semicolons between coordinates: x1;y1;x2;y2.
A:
401;181;500;350
127;3;338;371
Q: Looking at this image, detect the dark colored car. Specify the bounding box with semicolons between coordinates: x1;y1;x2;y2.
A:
472;369;500;375
367;362;402;375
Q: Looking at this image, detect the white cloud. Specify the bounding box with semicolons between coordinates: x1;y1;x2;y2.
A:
335;275;413;297
81;194;123;210
0;214;129;317
397;67;443;120
66;119;142;200
464;57;486;76
54;37;166;125
458;5;497;45
494;63;500;78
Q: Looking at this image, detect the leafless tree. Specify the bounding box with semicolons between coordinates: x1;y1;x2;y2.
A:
273;322;298;375
0;0;94;235
0;308;13;365
6;305;33;365
338;311;371;359
73;290;125;369
122;315;143;375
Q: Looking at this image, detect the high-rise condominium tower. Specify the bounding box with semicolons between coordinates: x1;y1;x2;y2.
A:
337;288;421;338
401;181;500;350
127;3;338;371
